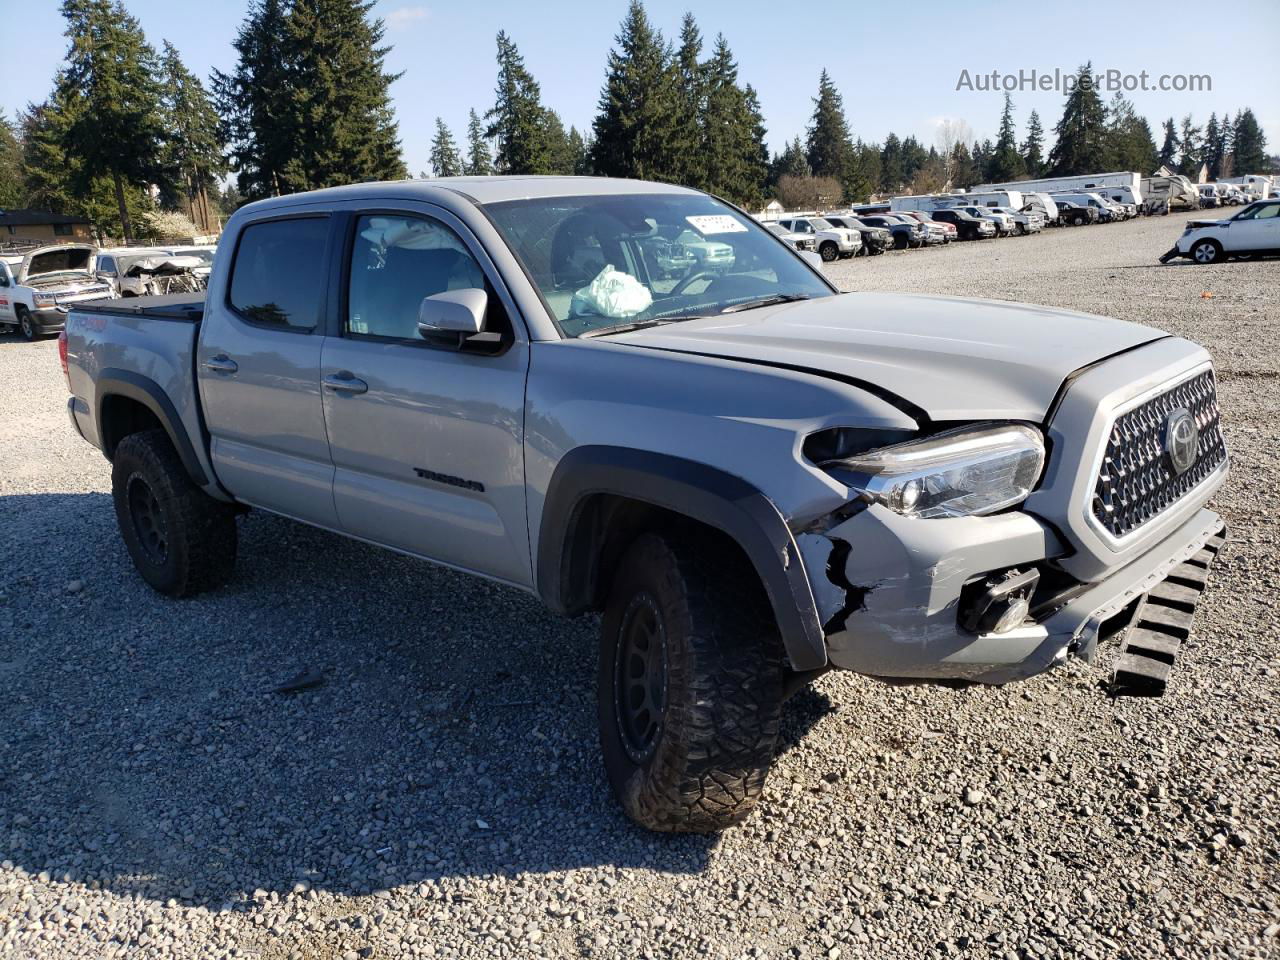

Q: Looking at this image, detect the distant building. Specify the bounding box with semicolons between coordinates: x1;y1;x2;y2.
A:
0;209;93;243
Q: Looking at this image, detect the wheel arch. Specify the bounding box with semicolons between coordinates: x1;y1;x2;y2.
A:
537;446;828;671
96;368;208;486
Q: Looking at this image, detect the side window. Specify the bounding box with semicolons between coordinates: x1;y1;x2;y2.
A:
98;256;116;275
228;217;329;331
345;213;495;341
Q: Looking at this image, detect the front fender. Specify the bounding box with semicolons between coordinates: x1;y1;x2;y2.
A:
537;446;828;671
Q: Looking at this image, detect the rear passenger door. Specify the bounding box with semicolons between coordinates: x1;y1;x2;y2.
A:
197;214;339;527
318;205;532;587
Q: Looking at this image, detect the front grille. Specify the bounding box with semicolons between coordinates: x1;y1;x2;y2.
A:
1092;370;1226;538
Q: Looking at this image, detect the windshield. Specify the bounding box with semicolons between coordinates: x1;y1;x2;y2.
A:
485;193;833;337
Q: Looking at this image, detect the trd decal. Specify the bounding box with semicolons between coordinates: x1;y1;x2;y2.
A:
413;467;485;493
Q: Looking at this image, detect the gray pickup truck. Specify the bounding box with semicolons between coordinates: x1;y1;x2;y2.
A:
62;176;1228;833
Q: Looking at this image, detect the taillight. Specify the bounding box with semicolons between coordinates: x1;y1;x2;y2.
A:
58;330;71;390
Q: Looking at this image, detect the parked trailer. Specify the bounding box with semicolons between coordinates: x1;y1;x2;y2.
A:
1220;175;1276;199
972;172;1144;207
1140;175;1200;212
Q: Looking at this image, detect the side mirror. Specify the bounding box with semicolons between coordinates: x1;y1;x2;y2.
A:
417;288;504;354
418;288;487;336
800;250;823;270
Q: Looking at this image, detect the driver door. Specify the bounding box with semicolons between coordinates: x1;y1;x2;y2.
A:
1228;202;1280;252
319;204;533;587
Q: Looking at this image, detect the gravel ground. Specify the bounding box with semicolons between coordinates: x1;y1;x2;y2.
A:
1;213;1277;960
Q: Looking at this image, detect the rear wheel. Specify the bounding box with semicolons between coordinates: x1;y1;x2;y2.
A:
112;429;238;596
598;531;786;832
17;306;37;341
1191;239;1222;264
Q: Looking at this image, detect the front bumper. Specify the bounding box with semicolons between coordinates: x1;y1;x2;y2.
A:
806;500;1226;686
30;306;70;333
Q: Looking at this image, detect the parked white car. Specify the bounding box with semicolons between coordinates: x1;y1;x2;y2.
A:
989;206;1044;235
1160;198;1280;264
0;243;113;340
775;216;862;262
763;222;817;254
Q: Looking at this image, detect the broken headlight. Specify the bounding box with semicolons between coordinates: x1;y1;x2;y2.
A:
821;423;1045;519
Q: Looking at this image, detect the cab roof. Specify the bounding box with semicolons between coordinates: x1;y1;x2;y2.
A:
238;176;703;217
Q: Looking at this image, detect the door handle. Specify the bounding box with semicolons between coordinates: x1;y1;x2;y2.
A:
323;373;368;395
203;355;238;374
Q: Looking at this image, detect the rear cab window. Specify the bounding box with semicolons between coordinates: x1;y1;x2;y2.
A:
228;217;329;331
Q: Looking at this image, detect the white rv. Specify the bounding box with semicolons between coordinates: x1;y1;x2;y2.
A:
972;171;1143;206
1220;175;1275;200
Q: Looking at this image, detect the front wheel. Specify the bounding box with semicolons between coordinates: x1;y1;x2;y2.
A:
598;531;785;832
1191;239;1223;264
818;241;838;263
17;306;37;341
112;429;238;596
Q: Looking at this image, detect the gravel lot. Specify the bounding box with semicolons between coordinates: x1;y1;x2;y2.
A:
2;213;1277;960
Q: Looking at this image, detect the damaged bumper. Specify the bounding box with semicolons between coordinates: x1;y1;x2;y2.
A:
798;501;1227;686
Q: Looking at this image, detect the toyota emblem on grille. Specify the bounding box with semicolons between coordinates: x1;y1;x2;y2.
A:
1164;407;1199;475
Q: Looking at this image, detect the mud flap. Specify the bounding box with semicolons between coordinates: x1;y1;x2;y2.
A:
1111;526;1226;696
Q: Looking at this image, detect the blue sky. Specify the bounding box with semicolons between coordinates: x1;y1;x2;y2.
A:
3;0;1277;177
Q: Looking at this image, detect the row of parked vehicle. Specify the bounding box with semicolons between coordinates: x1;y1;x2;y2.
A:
0;241;215;340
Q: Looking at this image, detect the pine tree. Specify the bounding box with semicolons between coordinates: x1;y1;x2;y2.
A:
1202;114;1223;180
20;93;152;238
950;140;977;189
879;133;903;192
212;0;294;200
806;70;850;182
1047;63;1107;176
1157;118;1178;168
972;139;994;181
0;111;22;208
696;36;767;206
669;13;705;189
1231;108;1268;172
988;93;1026;182
771;137;810;185
486;31;553;174
464;108;493;176
281;0;406;191
1104;93;1157;175
428;118;463;177
1176;115;1202;178
545;111;577;175
566;126;590;175
57;0;166;241
842;140;879;203
899;136;928;185
158;41;225;232
1021;110;1045;178
589;0;677;182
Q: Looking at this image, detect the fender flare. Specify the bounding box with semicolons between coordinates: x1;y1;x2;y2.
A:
95;368;208;486
537;446;827;671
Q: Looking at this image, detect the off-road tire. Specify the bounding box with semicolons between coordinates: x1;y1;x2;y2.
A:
598;531;786;833
112;429;237;597
17;306;37;341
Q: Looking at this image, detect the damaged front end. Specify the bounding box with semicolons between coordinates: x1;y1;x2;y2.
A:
791;417;1228;690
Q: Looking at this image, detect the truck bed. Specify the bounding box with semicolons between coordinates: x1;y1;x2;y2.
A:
72;293;205;322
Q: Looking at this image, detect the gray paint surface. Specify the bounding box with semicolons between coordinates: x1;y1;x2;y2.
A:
63;175;1229;684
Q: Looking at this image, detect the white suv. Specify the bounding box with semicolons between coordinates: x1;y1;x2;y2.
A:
1160;199;1280;264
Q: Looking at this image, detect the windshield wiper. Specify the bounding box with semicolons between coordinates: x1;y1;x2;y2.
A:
719;293;811;314
578;316;704;338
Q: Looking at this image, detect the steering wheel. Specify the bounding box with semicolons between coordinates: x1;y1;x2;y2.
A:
670;270;718;297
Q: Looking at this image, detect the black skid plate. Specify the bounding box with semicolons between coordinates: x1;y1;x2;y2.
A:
1110;526;1227;697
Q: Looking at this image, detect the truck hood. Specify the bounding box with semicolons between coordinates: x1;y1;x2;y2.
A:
18;244;97;284
615;292;1166;422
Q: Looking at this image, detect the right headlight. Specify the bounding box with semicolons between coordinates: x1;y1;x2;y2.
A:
821;423;1046;519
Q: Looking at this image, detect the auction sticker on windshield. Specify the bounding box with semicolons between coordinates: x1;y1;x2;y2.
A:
685;215;748;235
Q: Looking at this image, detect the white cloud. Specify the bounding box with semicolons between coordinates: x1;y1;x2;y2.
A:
385;6;429;29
